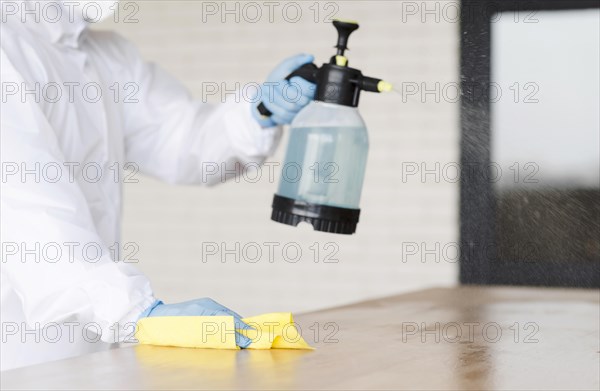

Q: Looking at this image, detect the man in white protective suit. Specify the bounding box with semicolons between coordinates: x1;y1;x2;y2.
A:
0;0;315;370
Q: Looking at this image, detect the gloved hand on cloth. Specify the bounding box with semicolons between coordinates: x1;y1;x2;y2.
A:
137;298;312;350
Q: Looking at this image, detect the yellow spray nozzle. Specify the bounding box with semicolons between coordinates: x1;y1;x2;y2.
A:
377;81;393;93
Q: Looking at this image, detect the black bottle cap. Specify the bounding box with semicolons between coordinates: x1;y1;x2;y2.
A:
256;20;388;116
315;64;363;107
311;20;385;108
271;195;360;235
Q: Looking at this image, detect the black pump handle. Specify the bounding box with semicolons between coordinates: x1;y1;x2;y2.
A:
257;62;318;118
333;20;359;56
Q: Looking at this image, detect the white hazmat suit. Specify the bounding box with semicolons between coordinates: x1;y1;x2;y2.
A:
0;1;281;370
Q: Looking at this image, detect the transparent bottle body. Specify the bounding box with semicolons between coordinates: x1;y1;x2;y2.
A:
276;101;369;209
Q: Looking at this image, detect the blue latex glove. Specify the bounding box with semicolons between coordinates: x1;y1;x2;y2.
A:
139;298;253;348
252;53;317;128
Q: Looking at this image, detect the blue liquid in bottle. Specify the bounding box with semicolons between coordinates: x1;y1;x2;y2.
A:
276;102;369;210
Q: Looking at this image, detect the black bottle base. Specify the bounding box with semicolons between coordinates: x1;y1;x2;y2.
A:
271;195;360;235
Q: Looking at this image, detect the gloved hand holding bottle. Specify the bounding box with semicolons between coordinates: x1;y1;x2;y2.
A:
139;298;253;348
252;54;316;128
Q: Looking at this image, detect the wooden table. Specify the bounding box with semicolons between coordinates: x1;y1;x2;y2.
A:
2;286;599;390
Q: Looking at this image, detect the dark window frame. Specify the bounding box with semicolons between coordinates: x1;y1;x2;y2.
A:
459;0;600;287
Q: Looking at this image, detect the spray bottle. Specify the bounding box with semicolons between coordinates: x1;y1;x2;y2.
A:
258;20;392;235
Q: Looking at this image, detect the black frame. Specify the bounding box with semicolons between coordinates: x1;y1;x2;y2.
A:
459;0;600;287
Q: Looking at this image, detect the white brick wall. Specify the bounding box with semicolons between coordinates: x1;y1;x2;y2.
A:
99;0;460;315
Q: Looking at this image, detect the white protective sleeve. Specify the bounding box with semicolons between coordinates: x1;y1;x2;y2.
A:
0;49;155;343
110;33;282;185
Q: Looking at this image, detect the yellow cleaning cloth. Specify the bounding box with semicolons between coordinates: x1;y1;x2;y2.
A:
135;312;313;350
